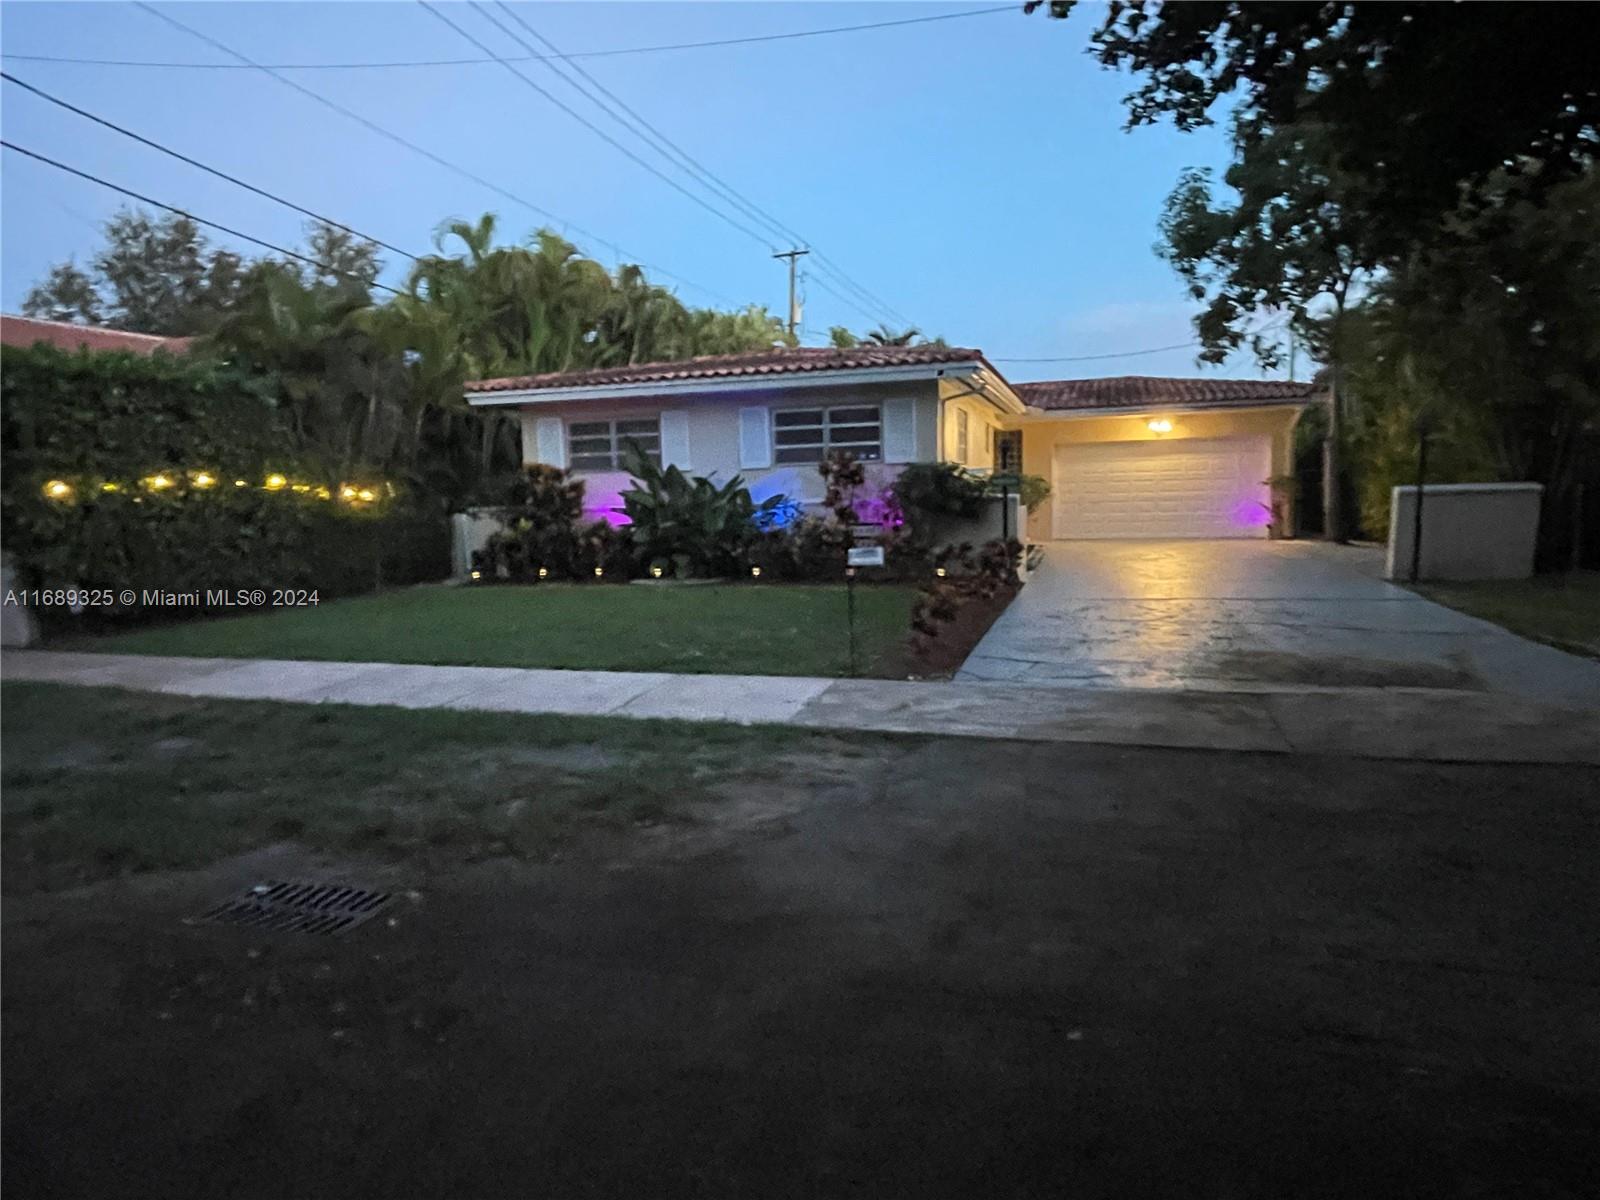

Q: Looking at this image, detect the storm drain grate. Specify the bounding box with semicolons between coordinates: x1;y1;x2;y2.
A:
192;881;395;936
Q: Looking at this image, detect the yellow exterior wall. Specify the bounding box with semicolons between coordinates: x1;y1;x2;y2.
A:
1010;406;1304;540
937;382;1007;470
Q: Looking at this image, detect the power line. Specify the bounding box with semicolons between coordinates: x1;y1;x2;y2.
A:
418;1;776;251
130;1;740;307
991;323;1292;363
2;7;1019;70
2;140;405;295
487;0;914;331
1;71;420;262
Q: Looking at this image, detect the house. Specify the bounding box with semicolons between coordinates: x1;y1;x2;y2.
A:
464;346;1321;540
0;314;195;357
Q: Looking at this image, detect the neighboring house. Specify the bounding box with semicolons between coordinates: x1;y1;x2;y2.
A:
0;314;194;357
464;346;1321;540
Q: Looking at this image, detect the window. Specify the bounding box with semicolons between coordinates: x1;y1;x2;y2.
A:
772;405;882;464
956;409;970;464
995;430;1022;473
568;417;660;470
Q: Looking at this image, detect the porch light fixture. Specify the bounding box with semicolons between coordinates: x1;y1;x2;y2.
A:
1147;419;1173;434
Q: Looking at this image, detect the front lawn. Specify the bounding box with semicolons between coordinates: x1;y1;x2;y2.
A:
59;582;922;677
0;682;839;893
1415;571;1600;658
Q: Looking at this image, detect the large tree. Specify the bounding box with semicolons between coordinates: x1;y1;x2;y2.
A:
1029;1;1600;253
1158;118;1382;537
24;209;257;335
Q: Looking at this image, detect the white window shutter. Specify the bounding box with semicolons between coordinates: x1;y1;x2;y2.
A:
660;410;691;470
534;417;567;468
738;407;772;469
882;396;916;463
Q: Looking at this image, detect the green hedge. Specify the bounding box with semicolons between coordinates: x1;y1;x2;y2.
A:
1;343;448;626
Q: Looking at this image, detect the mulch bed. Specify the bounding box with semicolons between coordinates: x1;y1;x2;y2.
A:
880;581;1020;680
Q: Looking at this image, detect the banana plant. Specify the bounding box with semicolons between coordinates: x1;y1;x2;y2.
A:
617;445;787;576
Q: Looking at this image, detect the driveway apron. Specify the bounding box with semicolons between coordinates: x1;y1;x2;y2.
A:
958;540;1600;708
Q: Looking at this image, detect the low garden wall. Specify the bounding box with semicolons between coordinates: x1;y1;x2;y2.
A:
1385;482;1543;581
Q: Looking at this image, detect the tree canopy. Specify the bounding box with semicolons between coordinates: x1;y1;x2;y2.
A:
1030;1;1600;253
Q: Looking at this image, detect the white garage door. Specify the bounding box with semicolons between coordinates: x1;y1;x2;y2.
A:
1051;436;1272;539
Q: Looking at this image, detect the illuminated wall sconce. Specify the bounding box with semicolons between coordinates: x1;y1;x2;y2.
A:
1147;419;1173;434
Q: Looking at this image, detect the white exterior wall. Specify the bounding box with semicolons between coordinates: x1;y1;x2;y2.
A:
516;379;940;519
1386;483;1543;581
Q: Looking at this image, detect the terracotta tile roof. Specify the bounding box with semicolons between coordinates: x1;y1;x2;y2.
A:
464;344;988;393
1015;375;1321;412
1;314;194;357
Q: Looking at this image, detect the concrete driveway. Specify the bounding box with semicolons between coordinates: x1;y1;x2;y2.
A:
958;540;1600;708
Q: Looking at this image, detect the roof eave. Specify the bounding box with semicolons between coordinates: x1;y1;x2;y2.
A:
1018;397;1315;420
465;360;985;406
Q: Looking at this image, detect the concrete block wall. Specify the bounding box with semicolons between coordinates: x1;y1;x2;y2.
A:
1386;483;1542;581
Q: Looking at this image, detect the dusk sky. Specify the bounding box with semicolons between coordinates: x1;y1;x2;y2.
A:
1;1;1289;381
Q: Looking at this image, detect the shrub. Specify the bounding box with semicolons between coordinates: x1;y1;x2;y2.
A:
910;538;1022;646
617;446;787;578
0;344;447;626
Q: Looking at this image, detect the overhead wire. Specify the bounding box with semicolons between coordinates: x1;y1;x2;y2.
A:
418;0;778;252
129;1;743;306
2;7;1020;70
486;0;914;330
2;140;405;295
1;71;421;262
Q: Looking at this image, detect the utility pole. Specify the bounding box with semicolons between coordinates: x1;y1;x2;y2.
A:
773;248;808;338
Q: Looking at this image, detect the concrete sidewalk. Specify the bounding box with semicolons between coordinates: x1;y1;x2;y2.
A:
5;650;1598;765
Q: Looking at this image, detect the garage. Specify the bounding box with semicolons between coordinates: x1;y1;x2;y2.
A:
1050;435;1273;539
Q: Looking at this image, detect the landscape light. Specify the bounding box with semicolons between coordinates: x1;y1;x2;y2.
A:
935;567;947;578
264;473;287;491
290;483;311;494
650;565;663;578
750;566;762;578
101;482;120;493
315;486;332;501
340;485;358;501
593;566;604;577
470;570;482;581
43;479;73;501
146;473;173;490
1147;419;1173;434
192;472;216;489
234;479;248;488
538;567;549;579
357;489;376;503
